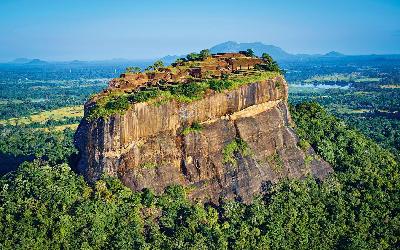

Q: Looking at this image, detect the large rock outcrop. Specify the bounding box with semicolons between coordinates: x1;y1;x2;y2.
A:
75;75;332;203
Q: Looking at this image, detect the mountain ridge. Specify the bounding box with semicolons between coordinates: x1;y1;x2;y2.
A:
8;41;400;66
159;41;349;64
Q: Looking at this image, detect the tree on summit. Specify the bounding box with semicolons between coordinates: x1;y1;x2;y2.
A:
145;60;164;71
261;53;272;62
125;66;141;73
153;60;164;70
186;52;201;61
174;58;186;65
200;49;211;60
257;53;283;73
186;49;211;61
245;48;255;57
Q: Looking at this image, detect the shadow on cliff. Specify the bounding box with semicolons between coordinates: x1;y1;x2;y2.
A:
0;152;80;176
0;153;35;175
68;152;80;173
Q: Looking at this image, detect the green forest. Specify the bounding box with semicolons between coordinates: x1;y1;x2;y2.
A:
1;103;399;249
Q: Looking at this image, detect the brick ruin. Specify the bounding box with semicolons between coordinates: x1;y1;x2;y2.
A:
107;52;264;93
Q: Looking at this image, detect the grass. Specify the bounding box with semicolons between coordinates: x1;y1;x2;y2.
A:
266;152;284;171
329;104;370;114
304;154;313;167
181;122;203;135
129;89;161;103
208;79;234;92
0;106;83;125
87;92;130;121
222;138;251;166
304;73;381;83
139;162;158;169
297;139;311;151
0;99;24;105
39;123;79;132
168;81;209;102
87;71;280;121
149;91;174;106
380;84;400;89
275;79;283;90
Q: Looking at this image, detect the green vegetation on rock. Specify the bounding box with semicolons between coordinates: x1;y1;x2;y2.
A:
87;92;131;120
145;60;164;71
208;79;234;92
266;152;284;170
87;71;280;120
222;138;251;165
125;66;141;73
254;53;283;74
297;138;311;151
139;162;158;169
181;122;203;136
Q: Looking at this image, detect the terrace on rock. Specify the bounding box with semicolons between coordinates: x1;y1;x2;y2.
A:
107;52;264;93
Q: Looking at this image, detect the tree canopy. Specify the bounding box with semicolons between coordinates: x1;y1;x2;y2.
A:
1;103;399;249
125;66;141;73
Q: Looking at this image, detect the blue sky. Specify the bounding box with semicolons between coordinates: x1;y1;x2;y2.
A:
0;0;399;61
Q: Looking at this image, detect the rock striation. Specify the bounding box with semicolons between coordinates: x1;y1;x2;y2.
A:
75;53;332;203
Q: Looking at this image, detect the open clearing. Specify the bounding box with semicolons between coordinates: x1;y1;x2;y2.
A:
0;106;83;125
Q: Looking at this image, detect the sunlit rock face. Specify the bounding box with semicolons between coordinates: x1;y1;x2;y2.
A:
75;75;332;203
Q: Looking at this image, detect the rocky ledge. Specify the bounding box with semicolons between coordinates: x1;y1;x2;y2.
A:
75;69;332;203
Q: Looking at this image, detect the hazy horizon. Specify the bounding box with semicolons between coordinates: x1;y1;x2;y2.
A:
1;0;399;61
4;41;400;64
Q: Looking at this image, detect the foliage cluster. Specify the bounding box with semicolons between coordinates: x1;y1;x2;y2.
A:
139;162;158;169
288;63;400;159
208;79;234;92
0;78;105;120
240;48;255;57
87;92;130;120
125;66;141;74
222;138;251;165
266;152;284;170
145;60;164;71
185;49;211;62
254;53;283;74
181;122;203;136
0;125;77;174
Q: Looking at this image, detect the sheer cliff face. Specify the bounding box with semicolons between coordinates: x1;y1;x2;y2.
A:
75;76;332;203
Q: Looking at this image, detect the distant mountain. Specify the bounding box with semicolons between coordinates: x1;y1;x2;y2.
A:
159;41;295;64
323;51;345;57
9;58;50;65
10;58;32;64
158;41;358;64
14;44;400;67
69;60;88;64
26;59;49;65
160;53;198;65
160;41;305;64
209;41;294;60
159;55;184;64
